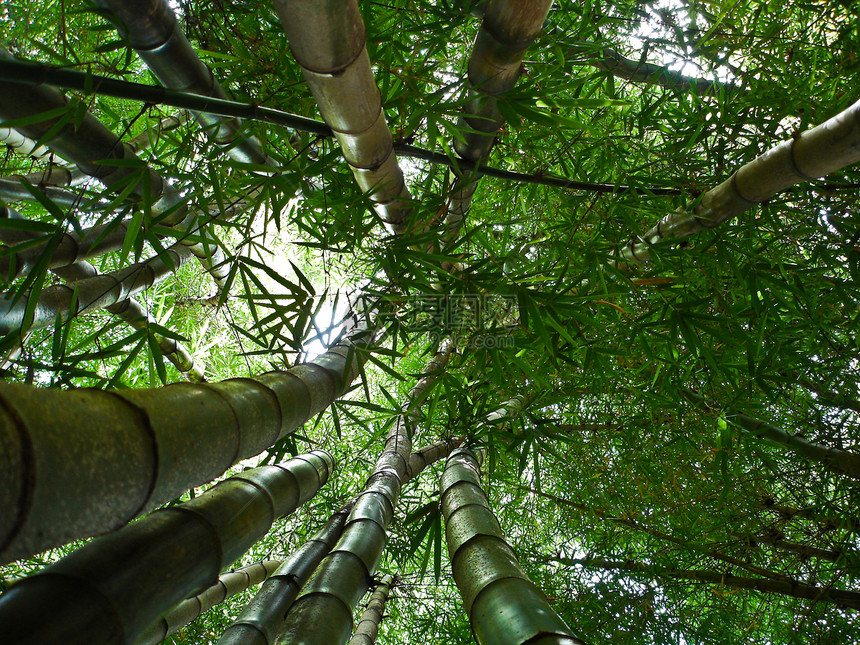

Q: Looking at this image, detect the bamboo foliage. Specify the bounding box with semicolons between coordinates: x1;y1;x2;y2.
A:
440;446;582;645
94;0;272;168
273;0;413;234
0;49;230;287
0;321;371;564
0;450;334;645
216;503;352;645
558;556;860;610
138;559;283;645
0;243;192;336
347;574;394;645
617;97;860;265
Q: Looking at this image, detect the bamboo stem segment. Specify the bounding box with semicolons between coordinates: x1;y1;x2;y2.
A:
273;0;413;233
440;446;582;645
137;559;283;645
0;451;335;645
0;322;372;565
347;574;394;645
617;97;860;265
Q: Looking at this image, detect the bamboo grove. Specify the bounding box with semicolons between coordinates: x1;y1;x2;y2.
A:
0;0;859;643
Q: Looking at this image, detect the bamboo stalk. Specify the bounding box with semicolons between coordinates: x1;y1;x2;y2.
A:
559;555;860;610
0;243;192;336
273;0;413;234
94;0;272;168
0;177;108;209
347;574;394;645
0;49;230;288
138;559;283;645
441;446;581;645
0;451;335;645
0;126;56;161
617;97;860;266
0;318;373;565
216;503;353;645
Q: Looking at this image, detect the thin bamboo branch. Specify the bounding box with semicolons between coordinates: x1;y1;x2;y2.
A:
615;98;860;266
558;555;860;610
94;0;272;168
138;559;283;645
0;243;192;336
0;451;335;644
441;446;581;644
273;0;413;233
0;317;373;565
348;574;394;645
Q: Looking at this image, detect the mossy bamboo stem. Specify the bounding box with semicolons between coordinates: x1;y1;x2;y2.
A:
94;0;272;168
0;322;372;564
440;446;582;645
0;451;334;645
138;559;283;645
273;0;413;233
347;574;394;645
617;97;860;265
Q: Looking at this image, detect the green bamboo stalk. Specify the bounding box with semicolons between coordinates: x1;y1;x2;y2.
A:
0;451;334;645
0;178;108;210
138;559;283;645
216;503;353;645
0;49;230;287
0;125;56;161
559;555;860;610
617;97;860;265
736;531;847;565
93;0;272;168
0;243;192;336
273;0;413;234
441;446;582;645
0;319;372;565
347;574;394;645
442;0;552;267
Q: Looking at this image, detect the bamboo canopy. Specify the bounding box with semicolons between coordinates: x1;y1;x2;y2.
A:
94;0;273;168
0;320;371;564
440;446;582;645
0;243;192;336
138;559;283;645
617;97;860;266
273;0;413;234
0;49;230;287
348;574;394;645
0;451;334;645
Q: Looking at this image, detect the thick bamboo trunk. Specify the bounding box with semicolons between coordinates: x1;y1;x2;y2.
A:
347;574;394;645
560;555;860;610
94;0;271;168
0;320;372;564
273;0;412;234
0;243;192;336
442;0;552;266
0;451;334;645
441;446;581;645
216;503;352;645
138;559;283;645
275;349;457;643
0;49;230;287
0;177;108;209
617;97;860;265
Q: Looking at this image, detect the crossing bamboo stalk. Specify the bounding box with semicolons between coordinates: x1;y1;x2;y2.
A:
0;126;56;162
0;243;192;336
558;555;860;610
616;97;860;266
0;178;107;209
0;49;230;287
347;574;394;645
94;0;272;168
0;318;372;565
0;451;334;645
272;0;413;234
441;446;582;645
137;559;283;645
